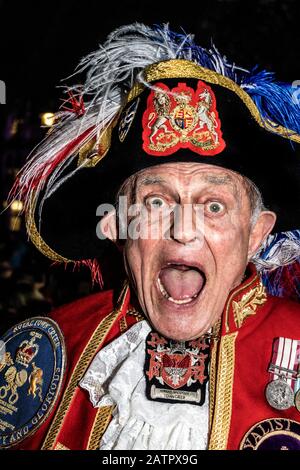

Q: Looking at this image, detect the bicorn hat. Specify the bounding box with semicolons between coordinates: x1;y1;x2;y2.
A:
10;24;300;283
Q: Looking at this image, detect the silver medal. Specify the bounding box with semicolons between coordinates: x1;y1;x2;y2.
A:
265;378;295;410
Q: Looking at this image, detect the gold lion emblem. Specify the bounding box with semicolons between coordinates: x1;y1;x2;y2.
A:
28;362;43;402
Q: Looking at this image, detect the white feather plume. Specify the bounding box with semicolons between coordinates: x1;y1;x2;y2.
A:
10;23;245;215
10;23;300;271
252;231;300;271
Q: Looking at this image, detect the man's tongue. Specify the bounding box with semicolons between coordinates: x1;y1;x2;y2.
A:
159;265;204;300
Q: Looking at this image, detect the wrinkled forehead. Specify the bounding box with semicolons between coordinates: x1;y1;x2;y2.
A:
133;162;246;195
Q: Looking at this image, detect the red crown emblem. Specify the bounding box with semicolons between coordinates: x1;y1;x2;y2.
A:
16;334;39;368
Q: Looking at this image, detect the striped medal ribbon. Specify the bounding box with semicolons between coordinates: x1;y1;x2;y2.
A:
265;337;300;411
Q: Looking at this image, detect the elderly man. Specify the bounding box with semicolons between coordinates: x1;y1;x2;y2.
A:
1;24;300;451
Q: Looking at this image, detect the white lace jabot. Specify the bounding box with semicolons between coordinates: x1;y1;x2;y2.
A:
80;320;209;450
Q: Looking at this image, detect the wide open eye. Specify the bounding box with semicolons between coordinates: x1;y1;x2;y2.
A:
205;201;225;214
146;196;167;209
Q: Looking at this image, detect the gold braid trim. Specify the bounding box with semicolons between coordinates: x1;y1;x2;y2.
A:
54;442;70;450
127;308;145;322
127;59;300;144
26;204;73;263
87;406;114;450
233;282;267;329
224;275;259;333
209;319;221;428
41;282;129;450
119;316;128;333
209;340;217;428
208;332;238;450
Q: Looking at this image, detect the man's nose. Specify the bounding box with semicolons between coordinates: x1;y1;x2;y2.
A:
170;204;203;244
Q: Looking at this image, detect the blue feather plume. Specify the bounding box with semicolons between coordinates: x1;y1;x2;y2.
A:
152;24;300;138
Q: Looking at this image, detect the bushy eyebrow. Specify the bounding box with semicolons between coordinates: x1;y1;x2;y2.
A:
134;175;176;203
203;173;241;197
202;174;235;186
137;173;236;189
134;172;241;204
137;175;167;188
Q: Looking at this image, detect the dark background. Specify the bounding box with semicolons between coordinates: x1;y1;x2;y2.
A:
0;0;299;332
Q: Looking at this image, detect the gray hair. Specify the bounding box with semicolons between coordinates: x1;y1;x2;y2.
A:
242;176;266;226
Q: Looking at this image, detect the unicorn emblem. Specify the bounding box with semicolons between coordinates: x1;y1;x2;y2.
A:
194;88;219;144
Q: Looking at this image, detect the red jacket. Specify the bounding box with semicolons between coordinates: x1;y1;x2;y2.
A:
12;267;300;450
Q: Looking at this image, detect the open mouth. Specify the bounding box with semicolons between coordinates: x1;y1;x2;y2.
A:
157;262;206;305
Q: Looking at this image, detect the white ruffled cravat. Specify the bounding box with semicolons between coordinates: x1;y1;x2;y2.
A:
80;320;209;450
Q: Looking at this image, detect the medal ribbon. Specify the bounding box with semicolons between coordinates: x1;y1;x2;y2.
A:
269;337;300;390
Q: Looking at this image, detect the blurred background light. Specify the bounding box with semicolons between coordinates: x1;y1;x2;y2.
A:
41;112;55;127
10;200;23;213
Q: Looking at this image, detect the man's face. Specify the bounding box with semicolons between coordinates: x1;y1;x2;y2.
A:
113;162;270;341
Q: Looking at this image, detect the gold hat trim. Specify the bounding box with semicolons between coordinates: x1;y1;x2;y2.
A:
26;59;300;263
128;59;300;143
26;200;73;263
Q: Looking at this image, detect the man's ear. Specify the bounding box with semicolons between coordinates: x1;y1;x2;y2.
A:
248;211;277;260
99;210;118;242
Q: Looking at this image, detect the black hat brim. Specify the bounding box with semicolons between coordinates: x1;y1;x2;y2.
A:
28;77;300;261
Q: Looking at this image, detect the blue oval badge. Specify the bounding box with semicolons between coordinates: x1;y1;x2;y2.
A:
240;418;300;450
0;317;66;448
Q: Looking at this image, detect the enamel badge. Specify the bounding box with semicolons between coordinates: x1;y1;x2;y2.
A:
142;81;226;156
240;418;300;450
0;317;66;448
144;331;210;405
